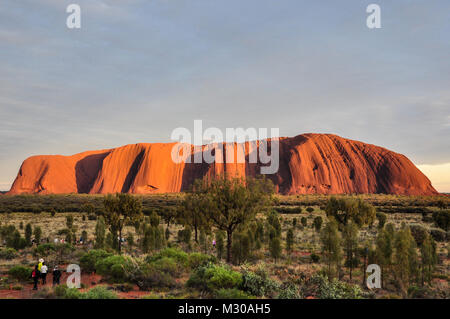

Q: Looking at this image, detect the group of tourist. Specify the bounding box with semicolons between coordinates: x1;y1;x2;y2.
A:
31;258;62;290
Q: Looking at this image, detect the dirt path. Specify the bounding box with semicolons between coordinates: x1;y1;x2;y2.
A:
0;270;151;299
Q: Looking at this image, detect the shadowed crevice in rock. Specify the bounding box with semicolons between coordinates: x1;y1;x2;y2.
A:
121;149;146;193
75;152;110;193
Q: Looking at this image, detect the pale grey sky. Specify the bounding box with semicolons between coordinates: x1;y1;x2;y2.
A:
1;0;449;191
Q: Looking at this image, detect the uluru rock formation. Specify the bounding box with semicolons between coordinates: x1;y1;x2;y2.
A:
8;134;438;196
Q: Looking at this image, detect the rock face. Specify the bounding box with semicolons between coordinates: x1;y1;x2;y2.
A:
8;134;438;195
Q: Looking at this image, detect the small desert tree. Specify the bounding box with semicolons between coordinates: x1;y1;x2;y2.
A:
179;186;209;243
420;232;437;285
286;228;294;257
127;233;134;248
375;227;393;287
66;215;74;229
142;221;165;252
408;235;420;285
325;197;376;227
33;226;42;244
102;193;142;254
436;199;447;210
81;203;95;215
342;221;359;279
320;218;342;279
65;215;77;244
161;206;177;234
203;176;274;263
95;216;106;249
394;227;419;294
376;212;387;229
269;236;282;263
141;211;165;252
25;223;32;245
313;216;323;233
301;217;307;228
255;220;264;248
266;211;281;239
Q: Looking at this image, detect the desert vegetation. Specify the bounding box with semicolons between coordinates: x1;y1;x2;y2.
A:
0;180;448;299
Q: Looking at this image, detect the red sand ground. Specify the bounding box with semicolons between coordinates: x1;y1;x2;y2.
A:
0;271;148;299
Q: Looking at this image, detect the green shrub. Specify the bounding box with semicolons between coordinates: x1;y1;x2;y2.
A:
187;252;216;270
409;224;428;246
432;210;449;231
54;284;69;298
241;269;280;297
141;293;162;299
64;288;83;299
95;255;127;282
205;265;242;291
0;248;17;260
187;264;242;292
300;217;308;228
278;282;301;299
138;267;176;289
186;266;209;291
83;286;118;299
274;206;302;214
34;243;56;257
147;248;188;266
215;288;251;299
114;283;134;292
308;274;364;299
124;259;177;290
430;228;447;242
151;257;180;276
8;265;30;282
376;212;387;229
79;249;112;272
178;227;192;245
310;253;320;263
54;285;118;299
31;287;54;299
408;285;433;299
5;230;27;250
422;213;433;223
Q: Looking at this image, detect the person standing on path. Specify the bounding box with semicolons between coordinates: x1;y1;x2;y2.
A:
52;266;61;286
40;262;48;285
38;258;44;272
31;265;40;290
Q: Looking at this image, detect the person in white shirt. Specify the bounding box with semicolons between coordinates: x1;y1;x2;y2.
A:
40;263;48;285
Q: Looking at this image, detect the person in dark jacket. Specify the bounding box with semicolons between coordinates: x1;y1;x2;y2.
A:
52;266;62;286
31;265;40;290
